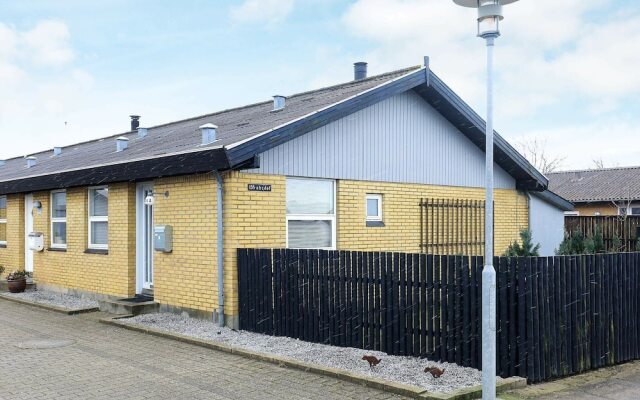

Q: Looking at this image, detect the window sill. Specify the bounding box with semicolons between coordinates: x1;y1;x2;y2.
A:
47;247;67;252
366;221;385;227
84;248;108;255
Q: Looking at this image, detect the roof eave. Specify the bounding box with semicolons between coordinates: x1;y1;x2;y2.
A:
0;148;229;195
531;190;575;212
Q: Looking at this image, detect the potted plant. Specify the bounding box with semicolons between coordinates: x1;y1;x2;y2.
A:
6;270;29;293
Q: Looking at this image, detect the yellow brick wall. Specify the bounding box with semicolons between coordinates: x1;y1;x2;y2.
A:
30;183;136;297
0;194;24;272
153;174;218;313
336;180;529;255
574;202;618;216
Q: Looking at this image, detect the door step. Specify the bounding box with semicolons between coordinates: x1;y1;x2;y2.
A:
98;295;158;316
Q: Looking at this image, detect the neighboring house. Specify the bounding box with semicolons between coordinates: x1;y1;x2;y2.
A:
0;59;571;327
548;167;640;216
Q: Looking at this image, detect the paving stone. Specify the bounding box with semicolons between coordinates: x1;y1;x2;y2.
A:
0;299;407;400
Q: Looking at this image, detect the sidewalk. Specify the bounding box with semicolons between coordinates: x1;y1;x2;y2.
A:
501;361;640;399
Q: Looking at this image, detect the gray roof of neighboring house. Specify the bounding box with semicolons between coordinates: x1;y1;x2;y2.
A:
0;62;549;195
0;66;419;183
548;166;640;203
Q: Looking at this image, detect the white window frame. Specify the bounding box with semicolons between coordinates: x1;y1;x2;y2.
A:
619;204;640;216
564;211;580;216
50;190;67;249
88;186;109;250
365;194;383;222
0;195;6;246
285;177;336;250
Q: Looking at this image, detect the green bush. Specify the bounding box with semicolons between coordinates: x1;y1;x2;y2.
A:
503;229;541;257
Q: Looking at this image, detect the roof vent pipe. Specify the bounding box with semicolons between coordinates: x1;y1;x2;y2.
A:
273;95;286;111
137;127;148;138
130;115;140;131
354;62;368;80
26;156;37;168
116;136;129;152
53;147;62;156
200;123;218;145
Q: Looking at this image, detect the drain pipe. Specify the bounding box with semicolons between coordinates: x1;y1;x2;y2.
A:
214;171;225;327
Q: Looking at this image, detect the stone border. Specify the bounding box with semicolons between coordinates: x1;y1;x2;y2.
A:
101;316;526;399
0;294;99;315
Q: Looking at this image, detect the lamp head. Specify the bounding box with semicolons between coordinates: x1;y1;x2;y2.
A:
453;0;520;38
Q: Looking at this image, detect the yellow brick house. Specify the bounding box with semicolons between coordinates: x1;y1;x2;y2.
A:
0;60;571;327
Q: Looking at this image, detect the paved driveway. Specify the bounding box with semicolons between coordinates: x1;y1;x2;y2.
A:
0;299;404;400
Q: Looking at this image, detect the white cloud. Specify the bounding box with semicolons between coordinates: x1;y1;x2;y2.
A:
21;20;74;66
230;0;295;25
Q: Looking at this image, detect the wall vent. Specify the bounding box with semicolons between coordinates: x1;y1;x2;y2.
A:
116;136;129;152
200;123;218;145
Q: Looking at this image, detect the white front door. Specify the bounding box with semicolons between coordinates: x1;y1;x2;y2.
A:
136;183;154;293
24;193;34;273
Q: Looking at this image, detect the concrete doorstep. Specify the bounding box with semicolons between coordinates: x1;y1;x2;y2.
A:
100;315;526;400
0;293;99;315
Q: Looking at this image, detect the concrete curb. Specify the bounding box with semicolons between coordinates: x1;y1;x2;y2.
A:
100;316;527;399
0;294;99;315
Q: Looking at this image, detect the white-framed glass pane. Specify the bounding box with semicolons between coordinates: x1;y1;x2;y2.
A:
367;198;380;217
631;207;640;216
288;220;332;248
0;196;6;219
286;178;334;215
0;223;6;242
90;221;108;245
52;192;66;218
90;188;109;217
619;208;628;216
52;222;67;246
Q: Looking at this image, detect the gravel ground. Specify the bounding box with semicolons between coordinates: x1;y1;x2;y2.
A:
4;290;99;310
123;313;487;393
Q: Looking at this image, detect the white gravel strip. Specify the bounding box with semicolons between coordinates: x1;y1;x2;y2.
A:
4;290;99;310
123;313;488;393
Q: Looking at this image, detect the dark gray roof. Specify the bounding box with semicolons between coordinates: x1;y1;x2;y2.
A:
548;166;640;203
0;66;420;183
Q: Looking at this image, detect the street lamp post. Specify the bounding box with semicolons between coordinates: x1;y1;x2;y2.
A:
452;1;519;399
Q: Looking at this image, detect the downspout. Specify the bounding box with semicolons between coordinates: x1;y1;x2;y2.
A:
215;171;225;327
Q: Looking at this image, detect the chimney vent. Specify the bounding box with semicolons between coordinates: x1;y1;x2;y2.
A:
354;62;368;80
26;156;37;168
116;136;129;152
273;95;286;111
200;123;218;145
137;127;148;138
130;115;140;131
53;147;62;156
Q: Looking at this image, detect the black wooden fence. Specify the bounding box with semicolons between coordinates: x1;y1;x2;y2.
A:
565;216;640;252
237;248;640;383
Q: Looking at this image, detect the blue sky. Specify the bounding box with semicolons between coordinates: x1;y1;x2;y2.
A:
1;0;639;171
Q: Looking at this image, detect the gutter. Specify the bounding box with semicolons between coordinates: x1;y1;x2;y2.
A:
214;171;225;327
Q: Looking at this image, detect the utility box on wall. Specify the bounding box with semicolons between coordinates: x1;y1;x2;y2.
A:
28;232;44;252
154;225;173;253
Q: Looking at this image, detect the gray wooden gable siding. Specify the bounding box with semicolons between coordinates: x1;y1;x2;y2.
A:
249;90;515;189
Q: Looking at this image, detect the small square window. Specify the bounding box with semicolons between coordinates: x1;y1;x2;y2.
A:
366;194;383;221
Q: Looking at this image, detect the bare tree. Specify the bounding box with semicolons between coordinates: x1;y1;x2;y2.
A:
517;137;566;174
592;158;606;169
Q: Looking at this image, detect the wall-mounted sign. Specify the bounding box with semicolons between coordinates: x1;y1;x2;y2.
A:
248;184;272;192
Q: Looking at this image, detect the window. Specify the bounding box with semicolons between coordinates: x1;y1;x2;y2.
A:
631;207;640;216
286;178;335;249
88;187;109;249
50;190;67;248
0;195;6;245
366;194;383;221
618;205;640;216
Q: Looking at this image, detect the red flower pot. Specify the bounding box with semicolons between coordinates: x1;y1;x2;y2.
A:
7;278;26;293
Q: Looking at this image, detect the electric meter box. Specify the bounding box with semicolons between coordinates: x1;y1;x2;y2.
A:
28;232;45;252
154;225;173;253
